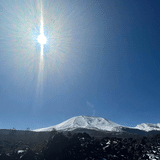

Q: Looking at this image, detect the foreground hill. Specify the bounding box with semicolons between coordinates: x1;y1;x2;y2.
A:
0;131;160;160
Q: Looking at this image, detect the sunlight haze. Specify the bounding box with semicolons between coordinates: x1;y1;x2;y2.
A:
0;0;160;130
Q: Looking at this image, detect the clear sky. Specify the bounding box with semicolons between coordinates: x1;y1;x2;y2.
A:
0;0;160;130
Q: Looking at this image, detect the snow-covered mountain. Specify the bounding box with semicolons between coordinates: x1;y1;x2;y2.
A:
33;115;121;132
33;115;160;135
135;123;160;132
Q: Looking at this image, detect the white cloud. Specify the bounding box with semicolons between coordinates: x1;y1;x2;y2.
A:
86;101;96;116
92;109;96;116
87;101;94;108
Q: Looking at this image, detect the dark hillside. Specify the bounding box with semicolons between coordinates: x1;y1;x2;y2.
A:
0;131;160;159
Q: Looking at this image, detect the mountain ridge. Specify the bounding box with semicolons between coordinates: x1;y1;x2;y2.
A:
33;115;160;135
33;115;121;132
135;123;160;132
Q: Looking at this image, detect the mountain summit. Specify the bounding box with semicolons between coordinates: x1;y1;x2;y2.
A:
33;116;160;136
33;115;121;132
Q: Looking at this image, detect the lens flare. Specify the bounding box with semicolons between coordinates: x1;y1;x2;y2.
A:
37;33;46;45
37;15;46;45
34;0;46;111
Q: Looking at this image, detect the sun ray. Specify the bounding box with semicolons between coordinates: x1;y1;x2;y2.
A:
37;1;46;60
34;0;46;111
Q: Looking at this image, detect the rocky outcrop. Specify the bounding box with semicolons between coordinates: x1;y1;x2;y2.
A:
0;132;160;160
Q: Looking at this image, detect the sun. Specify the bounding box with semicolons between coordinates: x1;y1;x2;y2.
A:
37;19;47;45
37;33;47;45
37;10;47;46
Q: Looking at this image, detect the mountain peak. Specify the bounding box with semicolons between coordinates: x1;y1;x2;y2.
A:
33;116;160;135
135;123;160;132
33;115;121;132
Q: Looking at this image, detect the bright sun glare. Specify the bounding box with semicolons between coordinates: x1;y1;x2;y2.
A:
37;33;47;45
37;11;47;46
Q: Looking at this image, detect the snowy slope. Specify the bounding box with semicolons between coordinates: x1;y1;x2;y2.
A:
33;115;160;134
135;123;160;132
33;115;121;132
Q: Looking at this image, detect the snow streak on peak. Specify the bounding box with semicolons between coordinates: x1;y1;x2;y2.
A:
33;115;121;132
135;123;160;132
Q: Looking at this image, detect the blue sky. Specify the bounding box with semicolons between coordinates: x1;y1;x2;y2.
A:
0;0;160;130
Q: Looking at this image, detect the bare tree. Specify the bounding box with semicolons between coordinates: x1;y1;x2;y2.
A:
26;127;30;131
10;127;16;135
